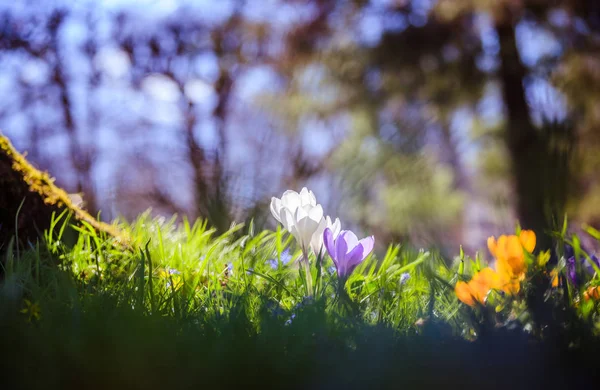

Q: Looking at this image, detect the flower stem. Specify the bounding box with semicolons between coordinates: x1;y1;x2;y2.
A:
302;248;313;297
337;277;359;317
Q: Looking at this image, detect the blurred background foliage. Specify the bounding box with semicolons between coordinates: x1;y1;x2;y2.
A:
1;0;599;256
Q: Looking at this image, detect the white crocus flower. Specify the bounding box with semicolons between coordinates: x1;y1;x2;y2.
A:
271;187;323;253
270;187;316;224
286;204;324;253
270;187;342;298
310;216;341;257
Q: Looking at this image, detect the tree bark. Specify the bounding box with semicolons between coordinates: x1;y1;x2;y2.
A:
495;7;554;251
0;134;128;253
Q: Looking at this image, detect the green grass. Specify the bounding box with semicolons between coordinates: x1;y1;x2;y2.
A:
1;211;600;389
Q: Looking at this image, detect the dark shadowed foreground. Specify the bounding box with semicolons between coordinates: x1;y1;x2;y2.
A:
0;294;597;390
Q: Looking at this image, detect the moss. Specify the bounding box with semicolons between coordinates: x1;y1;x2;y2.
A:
0;134;130;251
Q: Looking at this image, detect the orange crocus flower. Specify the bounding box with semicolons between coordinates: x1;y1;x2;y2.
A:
455;281;476;306
456;230;537;307
518;230;537;253
550;269;559;287
487;230;536;293
583;286;600;301
455;267;502;307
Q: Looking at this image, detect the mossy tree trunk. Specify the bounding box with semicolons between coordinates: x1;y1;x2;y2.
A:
0;134;127;252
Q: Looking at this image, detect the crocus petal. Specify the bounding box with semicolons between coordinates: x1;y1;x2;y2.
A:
584;286;600;301
505;239;526;276
587;255;600;274
456;268;507;307
310;217;328;256
487;236;498;258
281;190;301;212
455;281;476;307
495;257;512;280
473;267;503;290
324;216;333;226
550;270;559;287
564;244;574;260
270;197;282;223
344;244;365;276
493;235;509;260
294;216;308;244
310;212;337;255
292;205;323;250
491;234;527;278
519;230;536;253
288;224;302;245
308;204;323;222
358;236;375;258
502;278;521;295
295;205;309;220
324;228;338;267
335;232;350;274
567;256;578;286
330;217;341;237
280;208;295;231
296;216;316;250
324;228;375;279
493;236;505;259
468;279;489;304
580;254;599;275
505;235;523;260
299;187;316;207
345;236;372;277
335;230;349;263
305;217;321;247
341;230;359;254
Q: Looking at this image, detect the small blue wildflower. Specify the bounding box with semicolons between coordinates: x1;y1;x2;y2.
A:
267;249;293;270
293;296;314;311
328;266;337;275
400;272;410;285
267;259;278;269
265;301;285;317
285;313;296;326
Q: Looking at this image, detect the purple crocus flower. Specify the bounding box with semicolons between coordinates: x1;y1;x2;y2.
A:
323;228;374;279
564;243;600;286
566;256;579;286
564;244;575;260
582;254;600;275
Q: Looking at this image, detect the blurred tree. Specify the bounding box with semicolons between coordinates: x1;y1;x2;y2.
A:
1;0;599;252
268;0;600;253
0;7;99;216
0;1;329;235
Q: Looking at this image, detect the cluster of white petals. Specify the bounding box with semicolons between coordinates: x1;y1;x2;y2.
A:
270;187;340;255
